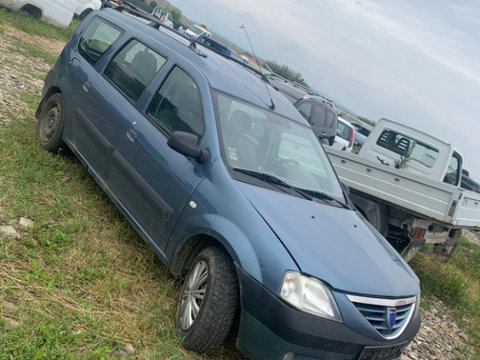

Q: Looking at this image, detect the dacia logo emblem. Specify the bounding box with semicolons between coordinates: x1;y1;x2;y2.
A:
387;307;397;329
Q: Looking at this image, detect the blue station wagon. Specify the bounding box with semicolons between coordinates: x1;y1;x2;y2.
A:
36;7;421;360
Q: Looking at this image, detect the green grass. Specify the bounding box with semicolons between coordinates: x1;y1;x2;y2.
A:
0;7;80;42
0;93;243;359
7;37;57;65
0;11;242;359
410;236;480;359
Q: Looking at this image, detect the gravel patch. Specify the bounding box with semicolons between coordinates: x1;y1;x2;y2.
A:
401;298;470;360
463;230;480;246
0;25;50;128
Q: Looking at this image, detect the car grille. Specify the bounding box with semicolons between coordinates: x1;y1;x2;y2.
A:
347;294;416;339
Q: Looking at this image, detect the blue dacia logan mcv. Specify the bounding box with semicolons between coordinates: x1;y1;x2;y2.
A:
36;7;420;360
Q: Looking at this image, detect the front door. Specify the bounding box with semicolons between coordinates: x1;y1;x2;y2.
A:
108;65;208;251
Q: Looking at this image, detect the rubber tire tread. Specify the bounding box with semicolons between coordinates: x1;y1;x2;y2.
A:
176;247;239;353
36;93;65;153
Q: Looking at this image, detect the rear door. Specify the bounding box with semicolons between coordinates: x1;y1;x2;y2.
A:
310;104;337;139
66;17;124;181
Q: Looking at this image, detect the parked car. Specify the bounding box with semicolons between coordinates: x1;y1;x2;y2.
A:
461;174;480;193
195;35;245;63
0;0;75;28
185;23;211;39
36;8;420;359
268;74;338;146
330;116;354;152
350;121;372;148
74;0;101;19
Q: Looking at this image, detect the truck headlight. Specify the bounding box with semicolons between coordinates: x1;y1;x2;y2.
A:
279;271;342;322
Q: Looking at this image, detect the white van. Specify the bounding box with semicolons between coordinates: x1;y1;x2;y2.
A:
0;0;76;28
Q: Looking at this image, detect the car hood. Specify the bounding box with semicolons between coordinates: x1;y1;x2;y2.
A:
237;182;419;297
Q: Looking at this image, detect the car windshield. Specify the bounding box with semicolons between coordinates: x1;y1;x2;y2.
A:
215;92;345;203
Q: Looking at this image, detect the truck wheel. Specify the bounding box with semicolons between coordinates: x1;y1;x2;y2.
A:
20;5;41;20
37;93;65;153
176;247;239;353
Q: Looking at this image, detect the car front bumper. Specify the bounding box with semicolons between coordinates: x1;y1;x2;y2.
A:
235;267;421;360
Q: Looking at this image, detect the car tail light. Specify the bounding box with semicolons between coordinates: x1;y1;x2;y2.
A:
348;128;354;148
410;227;426;239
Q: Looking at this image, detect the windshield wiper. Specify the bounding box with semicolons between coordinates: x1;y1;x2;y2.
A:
233;168;310;199
233;168;349;207
294;188;350;209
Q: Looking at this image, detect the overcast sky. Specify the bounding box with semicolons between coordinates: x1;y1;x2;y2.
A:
168;0;480;179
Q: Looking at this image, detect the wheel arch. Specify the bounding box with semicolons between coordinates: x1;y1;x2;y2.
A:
21;4;42;19
35;86;62;119
170;233;231;279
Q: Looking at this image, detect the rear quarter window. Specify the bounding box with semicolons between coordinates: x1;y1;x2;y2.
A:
79;17;123;65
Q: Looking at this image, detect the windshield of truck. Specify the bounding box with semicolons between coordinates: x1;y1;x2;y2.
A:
215;92;345;203
376;129;439;168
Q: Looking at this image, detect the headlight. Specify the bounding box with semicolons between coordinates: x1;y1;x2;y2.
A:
279;271;342;322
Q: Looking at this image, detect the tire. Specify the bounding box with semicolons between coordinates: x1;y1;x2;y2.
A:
328;136;335;146
36;93;65;153
176;247;239;353
21;5;41;20
79;9;92;19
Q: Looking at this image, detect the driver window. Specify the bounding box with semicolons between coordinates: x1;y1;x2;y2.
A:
147;67;204;138
443;152;461;185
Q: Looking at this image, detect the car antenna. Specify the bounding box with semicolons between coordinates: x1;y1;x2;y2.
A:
239;24;275;110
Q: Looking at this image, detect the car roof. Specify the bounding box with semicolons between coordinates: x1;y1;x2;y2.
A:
100;9;306;125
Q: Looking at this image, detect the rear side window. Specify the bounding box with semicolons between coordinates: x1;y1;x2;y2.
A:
104;40;166;103
296;102;313;121
79;17;122;65
336;121;350;141
147;67;204;137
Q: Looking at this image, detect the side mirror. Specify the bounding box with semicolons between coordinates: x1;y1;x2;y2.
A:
167;131;209;163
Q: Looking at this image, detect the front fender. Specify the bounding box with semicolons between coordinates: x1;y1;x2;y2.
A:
166;160;299;293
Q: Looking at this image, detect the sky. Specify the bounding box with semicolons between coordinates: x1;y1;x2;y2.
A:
168;0;480;179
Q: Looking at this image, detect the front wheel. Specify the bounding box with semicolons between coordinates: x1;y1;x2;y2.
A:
176;247;239;353
36;93;65;153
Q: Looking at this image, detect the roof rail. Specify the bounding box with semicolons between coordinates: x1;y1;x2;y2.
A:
113;6;206;57
112;6;270;84
266;72;316;95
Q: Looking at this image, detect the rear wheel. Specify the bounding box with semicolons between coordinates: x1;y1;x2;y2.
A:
20;5;41;19
176;247;239;353
36;93;65;153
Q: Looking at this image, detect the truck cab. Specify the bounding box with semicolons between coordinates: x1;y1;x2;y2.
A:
359;118;463;186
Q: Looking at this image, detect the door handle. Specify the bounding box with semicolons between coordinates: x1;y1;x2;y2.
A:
82;82;91;93
127;128;138;142
66;58;80;73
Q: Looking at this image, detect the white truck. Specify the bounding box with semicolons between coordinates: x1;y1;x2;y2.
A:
325;118;480;260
